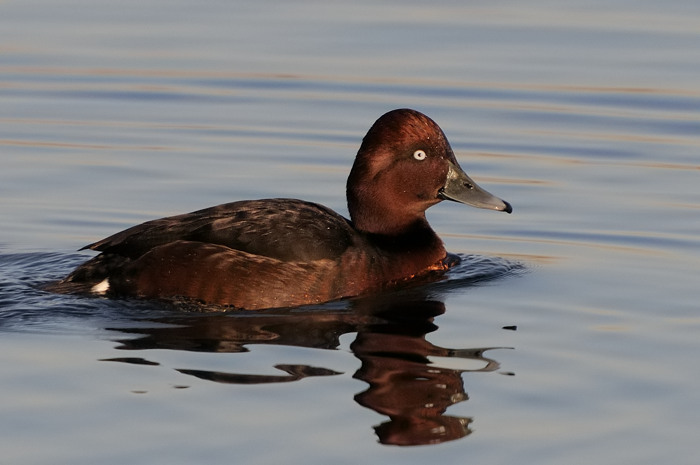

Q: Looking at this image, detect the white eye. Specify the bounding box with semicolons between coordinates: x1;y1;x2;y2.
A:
413;150;427;161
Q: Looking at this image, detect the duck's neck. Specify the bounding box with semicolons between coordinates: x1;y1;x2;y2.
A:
363;217;441;250
362;218;449;284
353;211;427;237
358;217;448;279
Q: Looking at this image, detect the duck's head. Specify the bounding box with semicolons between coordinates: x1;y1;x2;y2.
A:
347;108;511;235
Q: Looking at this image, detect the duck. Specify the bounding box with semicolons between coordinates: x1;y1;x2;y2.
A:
47;109;512;310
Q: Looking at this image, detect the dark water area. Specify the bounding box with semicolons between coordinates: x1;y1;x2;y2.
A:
2;1;700;464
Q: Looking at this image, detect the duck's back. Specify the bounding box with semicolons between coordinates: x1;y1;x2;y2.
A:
86;198;355;262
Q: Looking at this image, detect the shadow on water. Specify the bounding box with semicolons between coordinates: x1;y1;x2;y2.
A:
0;251;523;446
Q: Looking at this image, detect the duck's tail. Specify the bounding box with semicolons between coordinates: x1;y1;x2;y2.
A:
42;253;131;295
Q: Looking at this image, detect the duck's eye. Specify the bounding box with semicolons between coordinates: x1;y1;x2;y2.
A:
413;150;427;161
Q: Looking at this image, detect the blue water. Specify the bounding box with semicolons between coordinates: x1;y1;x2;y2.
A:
2;1;700;464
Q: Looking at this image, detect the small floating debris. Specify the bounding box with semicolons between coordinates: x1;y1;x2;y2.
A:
99;357;160;366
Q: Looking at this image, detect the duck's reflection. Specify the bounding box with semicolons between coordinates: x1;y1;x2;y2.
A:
108;290;510;446
350;299;505;446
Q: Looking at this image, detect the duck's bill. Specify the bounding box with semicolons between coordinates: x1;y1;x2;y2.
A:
438;160;513;213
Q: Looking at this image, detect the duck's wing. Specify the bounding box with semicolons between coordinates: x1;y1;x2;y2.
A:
84;198;355;262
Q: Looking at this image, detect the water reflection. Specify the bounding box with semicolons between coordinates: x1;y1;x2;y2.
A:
351;298;504;446
108;289;510;446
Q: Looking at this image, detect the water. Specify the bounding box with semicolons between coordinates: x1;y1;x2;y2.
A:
2;0;700;463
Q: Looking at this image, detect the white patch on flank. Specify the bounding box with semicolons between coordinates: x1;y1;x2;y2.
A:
91;278;110;294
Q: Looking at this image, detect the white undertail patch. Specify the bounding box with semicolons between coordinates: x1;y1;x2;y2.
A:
91;278;110;294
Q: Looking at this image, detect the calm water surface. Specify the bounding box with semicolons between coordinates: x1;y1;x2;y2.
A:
2;1;700;464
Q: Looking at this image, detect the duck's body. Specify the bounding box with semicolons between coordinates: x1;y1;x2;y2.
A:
48;109;511;309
